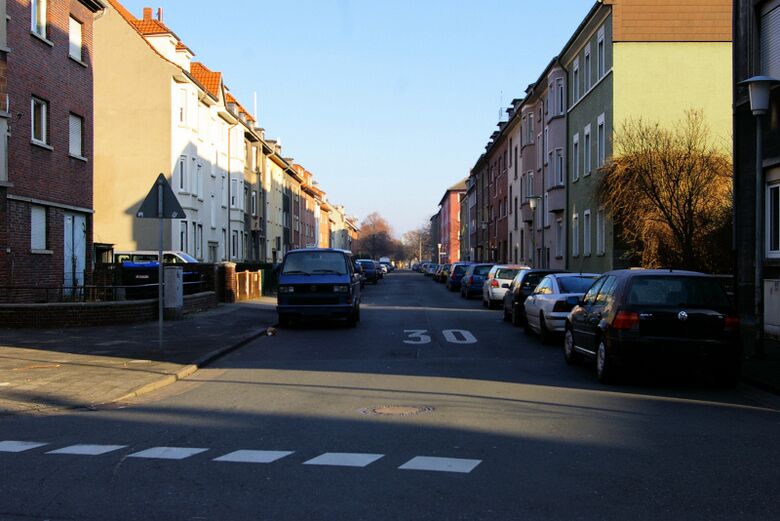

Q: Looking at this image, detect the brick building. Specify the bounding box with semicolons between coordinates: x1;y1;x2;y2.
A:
1;0;105;298
437;178;466;264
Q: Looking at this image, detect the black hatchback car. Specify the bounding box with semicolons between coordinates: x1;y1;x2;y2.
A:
502;269;564;326
564;270;741;385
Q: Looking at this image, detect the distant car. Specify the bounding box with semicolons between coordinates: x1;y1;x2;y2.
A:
446;262;474;291
523;273;599;343
424;263;439;277
502;269;566;326
482;264;527;309
374;260;384;279
564;269;741;385
114;250;198;264
357;259;380;284
434;264;451;283
460;263;494;299
379;263;388;274
276;248;361;327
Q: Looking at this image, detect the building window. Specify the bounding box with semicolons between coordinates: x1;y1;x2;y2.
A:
251;190;258;216
537;132;543;167
527;172;534;198
230;179;239;208
573;58;580;101
557;78;565;115
221;228;227;259
232;230;239;258
31;0;47;38
31;205;47;250
179;221;188;251
514;146;518;179
555;148;564;186
597;27;606;78
544;193;549;227
68;113;84;157
583;210;592;256
69;17;82;60
210;194;216;228
584;45;592;91
556;219;563;258
544;127;549;161
196;224;203;259
178;89;187;125
178;155;187;192
597;114;606;167
31;97;48;145
584;125;592;175
597;208;606;255
572;133;580;181
221;175;227;207
760;3;780;78
769;182;780;257
572;213;579;257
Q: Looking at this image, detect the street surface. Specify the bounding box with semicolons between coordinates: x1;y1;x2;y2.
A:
2;272;780;520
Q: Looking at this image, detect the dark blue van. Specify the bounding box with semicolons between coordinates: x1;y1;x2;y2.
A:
276;248;361;327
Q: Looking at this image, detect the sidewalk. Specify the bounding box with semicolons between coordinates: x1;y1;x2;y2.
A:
0;298;277;416
742;338;780;395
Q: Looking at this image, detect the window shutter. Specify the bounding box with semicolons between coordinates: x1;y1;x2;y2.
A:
69;114;82;156
762;6;780;78
31;206;46;250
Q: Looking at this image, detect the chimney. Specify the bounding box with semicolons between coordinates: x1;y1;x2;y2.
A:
157;7;163;21
142;7;152;20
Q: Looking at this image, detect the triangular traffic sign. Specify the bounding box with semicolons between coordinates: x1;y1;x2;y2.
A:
136;173;186;219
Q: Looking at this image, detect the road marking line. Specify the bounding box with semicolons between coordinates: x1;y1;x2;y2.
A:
47;444;127;456
127;447;208;460
0;441;47;453
399;456;482;473
214;450;293;464
303;452;384;468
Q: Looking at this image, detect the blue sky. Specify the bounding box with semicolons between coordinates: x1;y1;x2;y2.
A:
121;0;594;236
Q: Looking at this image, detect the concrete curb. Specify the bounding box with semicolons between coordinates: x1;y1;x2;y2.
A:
111;326;271;404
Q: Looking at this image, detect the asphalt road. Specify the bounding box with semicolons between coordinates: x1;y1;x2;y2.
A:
2;271;780;520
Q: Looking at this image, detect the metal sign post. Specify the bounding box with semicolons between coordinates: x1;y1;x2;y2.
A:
136;173;186;352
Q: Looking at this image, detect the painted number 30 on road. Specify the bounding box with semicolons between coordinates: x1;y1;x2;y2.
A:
403;330;477;345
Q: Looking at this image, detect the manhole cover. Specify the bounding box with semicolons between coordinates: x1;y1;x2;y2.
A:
359;405;434;416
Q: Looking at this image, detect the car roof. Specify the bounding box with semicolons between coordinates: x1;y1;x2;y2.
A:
288;248;351;255
607;268;709;277
551;272;600;278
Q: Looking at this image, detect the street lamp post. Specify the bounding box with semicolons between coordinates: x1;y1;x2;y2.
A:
528;196;541;268
738;76;779;358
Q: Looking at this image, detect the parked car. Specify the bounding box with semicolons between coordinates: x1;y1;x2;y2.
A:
482;264;527;309
460;263;495;299
374;260;384;279
357;259;380;284
502;269;565;326
434;264;451;283
523;273;600;343
276;248;361;327
446;262;474;291
424;263;439;277
564;269;741;385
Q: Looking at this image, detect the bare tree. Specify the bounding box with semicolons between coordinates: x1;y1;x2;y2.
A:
355;212;395;259
598;110;732;272
401;224;432;263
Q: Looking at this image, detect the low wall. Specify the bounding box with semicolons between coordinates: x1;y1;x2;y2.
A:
0;292;217;329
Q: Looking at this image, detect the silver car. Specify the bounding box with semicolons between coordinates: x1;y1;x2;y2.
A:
523;273;600;343
482;264;528;309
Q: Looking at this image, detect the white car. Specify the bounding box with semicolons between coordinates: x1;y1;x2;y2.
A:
523;273;600;343
482;265;528;309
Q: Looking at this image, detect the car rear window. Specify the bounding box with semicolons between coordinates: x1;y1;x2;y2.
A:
283;251;348;275
522;272;545;289
453;265;468;275
558;276;598;293
474;265;492;276
626;276;731;308
495;268;518;280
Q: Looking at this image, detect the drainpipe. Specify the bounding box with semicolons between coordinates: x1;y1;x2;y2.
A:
226;121;237;262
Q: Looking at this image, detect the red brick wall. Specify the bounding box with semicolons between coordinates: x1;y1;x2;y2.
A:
2;0;98;290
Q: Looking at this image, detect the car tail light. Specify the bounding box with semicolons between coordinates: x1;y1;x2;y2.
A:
612;311;639;330
724;315;739;331
469;276;474;285
552;300;572;313
490;279;499;287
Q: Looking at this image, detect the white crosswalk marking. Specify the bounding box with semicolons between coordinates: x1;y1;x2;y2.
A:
47;444;127;456
398;456;481;473
127;447;208;460
214;450;293;463
303;452;384;468
0;441;47;453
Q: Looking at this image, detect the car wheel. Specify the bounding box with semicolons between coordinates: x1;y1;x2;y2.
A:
511;304;522;327
564;329;582;365
596;338;618;384
539;314;552;345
